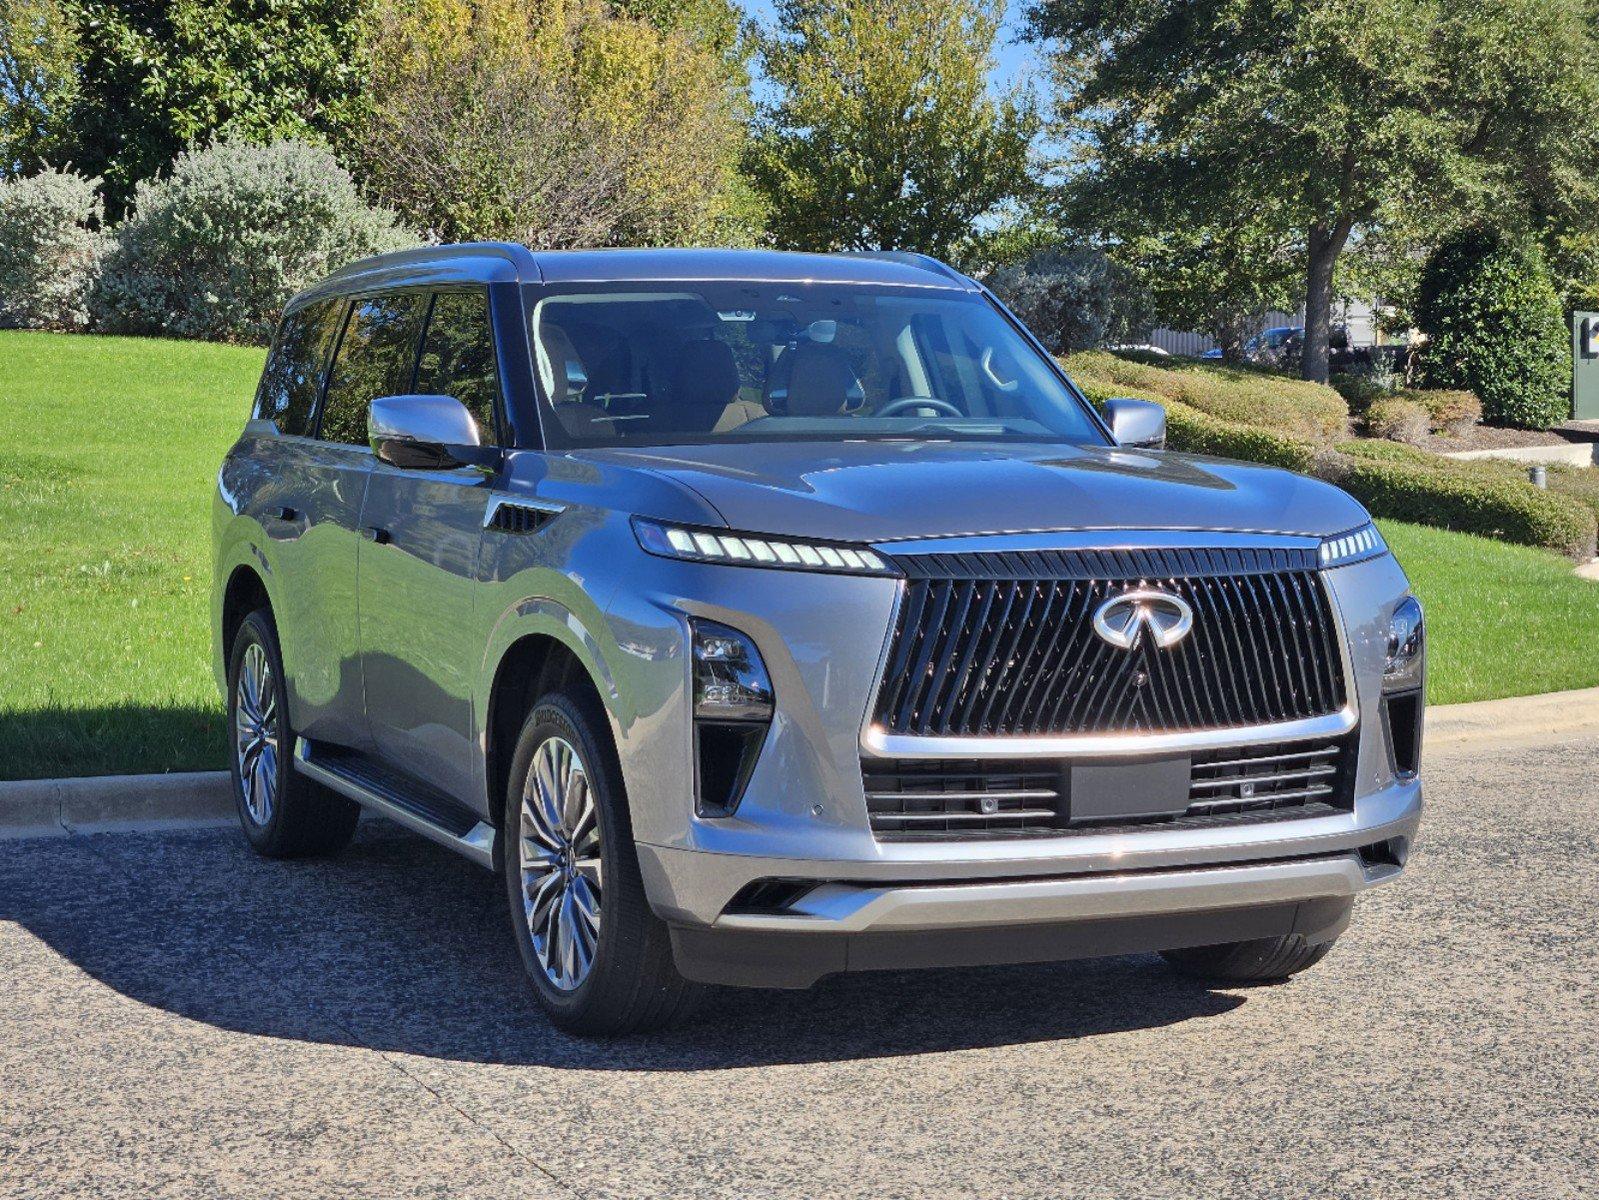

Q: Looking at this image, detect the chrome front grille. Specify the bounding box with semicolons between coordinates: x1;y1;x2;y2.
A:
863;735;1355;841
872;546;1346;739
1187;741;1344;814
864;759;1062;836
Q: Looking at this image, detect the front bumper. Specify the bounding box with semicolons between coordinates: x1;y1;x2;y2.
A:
664;854;1384;989
601;528;1422;987
640;776;1419;986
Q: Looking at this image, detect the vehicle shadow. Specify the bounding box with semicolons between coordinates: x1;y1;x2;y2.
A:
1;822;1247;1070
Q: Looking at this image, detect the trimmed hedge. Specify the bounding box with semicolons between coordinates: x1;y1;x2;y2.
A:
1366;396;1430;445
1064;350;1349;443
1066;352;1596;558
1331;441;1596;559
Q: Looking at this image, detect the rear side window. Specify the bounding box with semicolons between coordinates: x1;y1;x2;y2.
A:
414;290;500;442
254;300;343;436
318;291;428;446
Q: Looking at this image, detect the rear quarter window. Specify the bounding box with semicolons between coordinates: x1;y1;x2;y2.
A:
253;300;343;436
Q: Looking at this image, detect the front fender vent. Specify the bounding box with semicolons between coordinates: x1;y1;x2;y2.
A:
486;501;558;535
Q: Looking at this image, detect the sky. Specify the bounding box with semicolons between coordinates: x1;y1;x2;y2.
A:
737;0;1043;102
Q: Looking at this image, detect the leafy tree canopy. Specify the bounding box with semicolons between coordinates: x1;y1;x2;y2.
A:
358;0;760;248
66;0;372;216
1029;0;1599;380
0;0;79;177
752;0;1036;257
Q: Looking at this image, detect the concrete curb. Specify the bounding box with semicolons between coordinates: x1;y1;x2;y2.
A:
3;686;1598;838
1424;686;1599;748
0;772;233;840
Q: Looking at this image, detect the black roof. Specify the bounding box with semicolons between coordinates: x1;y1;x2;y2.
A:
300;243;975;304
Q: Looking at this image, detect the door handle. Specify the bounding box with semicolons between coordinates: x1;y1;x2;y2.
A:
361;526;391;545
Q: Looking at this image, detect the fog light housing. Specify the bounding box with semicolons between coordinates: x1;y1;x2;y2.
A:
1381;596;1424;777
691;620;773;816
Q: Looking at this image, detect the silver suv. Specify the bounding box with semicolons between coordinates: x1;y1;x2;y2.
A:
213;245;1424;1033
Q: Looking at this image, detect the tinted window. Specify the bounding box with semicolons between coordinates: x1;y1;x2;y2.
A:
254;300;343;435
318;292;428;446
414;290;500;442
528;284;1106;448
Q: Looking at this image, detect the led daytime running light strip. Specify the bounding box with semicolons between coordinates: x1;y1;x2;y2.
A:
1319;523;1384;567
634;519;894;575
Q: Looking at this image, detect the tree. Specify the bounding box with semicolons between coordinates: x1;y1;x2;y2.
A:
356;0;758;247
752;0;1035;257
1416;229;1570;430
0;0;78;177
1030;0;1599;382
987;247;1153;353
63;0;372;215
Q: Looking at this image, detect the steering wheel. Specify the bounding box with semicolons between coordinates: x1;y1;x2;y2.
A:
875;397;964;418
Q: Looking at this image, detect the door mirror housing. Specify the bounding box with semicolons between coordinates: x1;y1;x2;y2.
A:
368;395;498;471
1102;397;1167;450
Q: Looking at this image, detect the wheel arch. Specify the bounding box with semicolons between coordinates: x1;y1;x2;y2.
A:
480;602;625;858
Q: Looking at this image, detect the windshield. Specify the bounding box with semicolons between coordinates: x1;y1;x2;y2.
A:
527;282;1107;447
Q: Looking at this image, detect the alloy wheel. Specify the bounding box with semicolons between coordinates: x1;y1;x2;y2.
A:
234;641;280;825
519;735;603;991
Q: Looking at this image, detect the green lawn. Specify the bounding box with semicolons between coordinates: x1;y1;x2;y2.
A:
1;331;263;779
1381;520;1599;705
2;330;1597;780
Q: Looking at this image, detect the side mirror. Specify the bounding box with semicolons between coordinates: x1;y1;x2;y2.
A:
368;395;498;471
1102;397;1167;450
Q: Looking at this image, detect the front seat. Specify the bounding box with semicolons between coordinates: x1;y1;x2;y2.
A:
539;323;614;439
661;339;764;433
764;341;862;416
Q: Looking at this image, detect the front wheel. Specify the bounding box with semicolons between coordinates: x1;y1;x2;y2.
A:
1161;932;1337;983
503;690;703;1035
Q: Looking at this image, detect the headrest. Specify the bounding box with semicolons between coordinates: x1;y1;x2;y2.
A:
781;341;857;417
671;339;740;410
539;323;587;403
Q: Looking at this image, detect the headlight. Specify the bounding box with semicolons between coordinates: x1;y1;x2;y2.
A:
1320;522;1386;568
690;620;773;817
633;517;897;576
1383;595;1424;692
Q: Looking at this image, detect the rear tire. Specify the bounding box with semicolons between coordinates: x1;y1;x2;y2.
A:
503;688;703;1035
1161;933;1337;983
226;609;360;858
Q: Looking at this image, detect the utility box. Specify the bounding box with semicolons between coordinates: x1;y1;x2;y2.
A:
1575;312;1599;420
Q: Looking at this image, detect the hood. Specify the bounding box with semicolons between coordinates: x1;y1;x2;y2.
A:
574;440;1369;544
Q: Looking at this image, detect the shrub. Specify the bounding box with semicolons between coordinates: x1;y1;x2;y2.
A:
1328;371;1389;418
1401;388;1480;438
1161;400;1318;472
1330;441;1595;559
1064;350;1348;443
0;167;107;331
93;140;413;344
1365;397;1430;445
989;251;1111;353
1415;229;1570;430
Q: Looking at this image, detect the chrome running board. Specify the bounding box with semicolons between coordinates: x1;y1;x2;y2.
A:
293;740;496;870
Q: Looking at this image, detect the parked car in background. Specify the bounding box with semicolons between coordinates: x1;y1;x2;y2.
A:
1201;325;1305;365
213;245;1424;1034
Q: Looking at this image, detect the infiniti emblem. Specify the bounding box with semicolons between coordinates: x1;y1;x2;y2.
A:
1091;589;1194;651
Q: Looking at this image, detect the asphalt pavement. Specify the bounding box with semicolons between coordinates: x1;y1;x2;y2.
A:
2;727;1595;1199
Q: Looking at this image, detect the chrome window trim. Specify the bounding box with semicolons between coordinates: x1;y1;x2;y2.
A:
856;536;1361;761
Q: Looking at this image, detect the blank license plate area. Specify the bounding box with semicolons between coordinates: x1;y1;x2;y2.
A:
1067;755;1191;824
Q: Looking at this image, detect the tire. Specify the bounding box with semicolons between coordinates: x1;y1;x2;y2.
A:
226;609;360;858
503;688;703;1035
1161;933;1337;983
